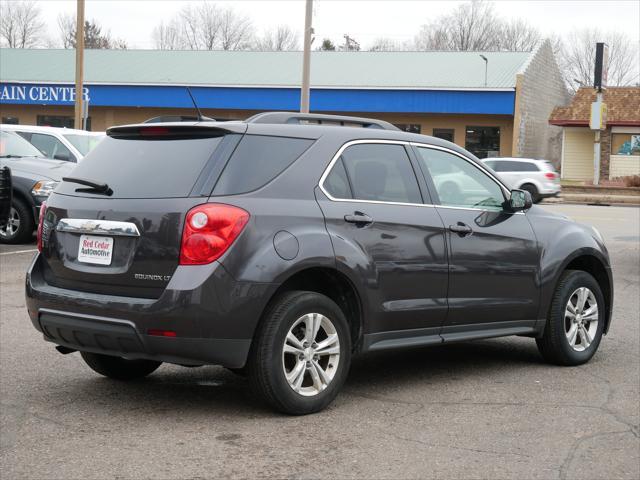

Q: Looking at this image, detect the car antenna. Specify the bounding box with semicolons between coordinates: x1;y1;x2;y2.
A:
186;87;204;122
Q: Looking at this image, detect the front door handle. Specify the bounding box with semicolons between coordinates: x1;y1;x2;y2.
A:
449;222;473;236
344;212;373;225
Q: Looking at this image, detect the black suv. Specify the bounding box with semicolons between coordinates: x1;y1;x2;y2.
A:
25;113;613;415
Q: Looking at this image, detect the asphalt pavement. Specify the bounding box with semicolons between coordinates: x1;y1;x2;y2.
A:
1;204;638;479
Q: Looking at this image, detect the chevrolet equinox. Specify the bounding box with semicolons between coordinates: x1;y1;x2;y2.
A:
25;113;613;415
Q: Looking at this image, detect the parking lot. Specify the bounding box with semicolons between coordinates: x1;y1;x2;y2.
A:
1;203;638;479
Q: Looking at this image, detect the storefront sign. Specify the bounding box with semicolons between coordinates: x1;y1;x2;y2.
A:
0;84;90;104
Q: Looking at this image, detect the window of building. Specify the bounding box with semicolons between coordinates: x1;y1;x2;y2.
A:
415;147;504;210
2;117;19;124
36;115;92;131
326;143;422;204
433;128;455;142
394;124;421;134
465;126;500;159
612;133;640;156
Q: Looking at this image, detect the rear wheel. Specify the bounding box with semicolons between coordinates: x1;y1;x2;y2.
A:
80;352;162;380
0;198;34;244
248;291;351;415
521;184;540;204
536;270;604;366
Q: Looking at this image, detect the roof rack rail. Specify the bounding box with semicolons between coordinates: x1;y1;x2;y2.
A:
245;112;399;131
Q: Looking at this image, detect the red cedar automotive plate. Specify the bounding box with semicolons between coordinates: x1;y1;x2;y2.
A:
77;235;114;265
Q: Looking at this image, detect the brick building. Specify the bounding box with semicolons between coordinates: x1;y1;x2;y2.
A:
1;40;569;162
549;87;640;181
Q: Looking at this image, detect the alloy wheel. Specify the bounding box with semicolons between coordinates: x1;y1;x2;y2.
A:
0;207;20;239
564;287;599;352
282;313;341;397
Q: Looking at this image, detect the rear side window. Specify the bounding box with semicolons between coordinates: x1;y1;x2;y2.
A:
325;143;422;204
56;136;224;198
493;160;539;172
213;135;313;195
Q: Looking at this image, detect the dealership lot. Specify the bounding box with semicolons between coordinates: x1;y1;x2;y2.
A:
1;204;638;479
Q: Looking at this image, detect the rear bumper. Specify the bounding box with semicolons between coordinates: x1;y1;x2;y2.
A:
25;254;276;368
37;309;250;367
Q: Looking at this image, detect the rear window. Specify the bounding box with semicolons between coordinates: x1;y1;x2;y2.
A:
56;135;224;198
213;135;313;195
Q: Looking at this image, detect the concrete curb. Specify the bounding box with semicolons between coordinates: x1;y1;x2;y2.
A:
543;194;640;206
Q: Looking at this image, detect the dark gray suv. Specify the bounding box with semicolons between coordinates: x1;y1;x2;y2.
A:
25;113;613;414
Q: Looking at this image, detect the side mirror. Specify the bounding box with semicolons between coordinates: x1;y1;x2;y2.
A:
509;189;532;212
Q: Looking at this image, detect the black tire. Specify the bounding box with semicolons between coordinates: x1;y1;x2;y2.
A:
521;184;540;204
80;352;162;380
0;197;34;244
248;291;352;415
536;270;605;366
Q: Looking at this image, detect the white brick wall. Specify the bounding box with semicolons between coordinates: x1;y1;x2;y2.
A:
515;41;571;166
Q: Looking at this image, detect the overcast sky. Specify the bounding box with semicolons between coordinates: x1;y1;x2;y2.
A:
36;0;640;49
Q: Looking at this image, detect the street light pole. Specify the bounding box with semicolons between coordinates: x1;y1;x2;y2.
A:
479;54;488;87
300;0;313;113
74;0;85;129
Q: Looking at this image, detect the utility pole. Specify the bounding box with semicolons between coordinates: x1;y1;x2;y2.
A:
300;0;313;113
74;0;85;129
590;42;609;186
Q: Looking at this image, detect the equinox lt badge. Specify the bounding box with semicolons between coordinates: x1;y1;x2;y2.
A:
134;274;171;281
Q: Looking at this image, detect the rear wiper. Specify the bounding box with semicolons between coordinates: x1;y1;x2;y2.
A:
62;176;113;196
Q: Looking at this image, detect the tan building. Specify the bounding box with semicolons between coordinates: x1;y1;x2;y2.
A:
1;41;568;161
549;87;640;181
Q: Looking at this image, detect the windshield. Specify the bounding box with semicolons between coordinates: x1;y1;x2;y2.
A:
0;130;45;158
63;133;106;156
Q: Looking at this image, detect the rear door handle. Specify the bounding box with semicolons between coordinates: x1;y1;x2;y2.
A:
449;222;473;236
344;212;373;225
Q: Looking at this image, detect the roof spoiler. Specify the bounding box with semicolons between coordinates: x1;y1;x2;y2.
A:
246;112;399;131
107;122;247;139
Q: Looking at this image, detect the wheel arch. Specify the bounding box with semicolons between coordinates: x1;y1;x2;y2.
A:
258;266;364;352
553;250;613;334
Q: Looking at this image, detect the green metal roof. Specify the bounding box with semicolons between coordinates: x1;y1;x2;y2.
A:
0;48;532;89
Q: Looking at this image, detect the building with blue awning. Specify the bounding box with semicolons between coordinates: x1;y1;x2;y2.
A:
0;41;569;161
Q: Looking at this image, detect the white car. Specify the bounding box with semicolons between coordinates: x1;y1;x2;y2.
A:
0;124;105;163
482;157;561;203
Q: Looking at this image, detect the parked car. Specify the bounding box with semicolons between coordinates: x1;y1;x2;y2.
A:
482;157;561;203
0;130;76;243
26;113;612;415
0;166;11;229
1;124;105;163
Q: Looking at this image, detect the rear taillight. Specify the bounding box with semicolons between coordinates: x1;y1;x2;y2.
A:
544;172;558;180
37;202;47;252
179;203;250;265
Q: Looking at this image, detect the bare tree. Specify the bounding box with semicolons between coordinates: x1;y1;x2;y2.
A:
57;14;127;50
0;0;46;48
152;20;184;50
153;2;254;51
497;19;541;52
255;25;299;51
340;34;360;51
559;28;639;91
369;37;405;52
57;13;75;49
413;0;540;52
218;7;254;50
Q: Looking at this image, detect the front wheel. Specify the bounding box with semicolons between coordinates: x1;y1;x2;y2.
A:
80;352;162;380
536;270;605;366
0;198;34;244
248;291;352;415
521;184;540;204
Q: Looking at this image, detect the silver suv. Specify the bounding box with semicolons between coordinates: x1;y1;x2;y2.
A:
482;157;561;203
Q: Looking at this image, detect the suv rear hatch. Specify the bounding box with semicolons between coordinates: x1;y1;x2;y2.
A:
40;123;246;298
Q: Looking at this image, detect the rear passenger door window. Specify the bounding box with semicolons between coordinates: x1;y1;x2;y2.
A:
324;143;422;204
